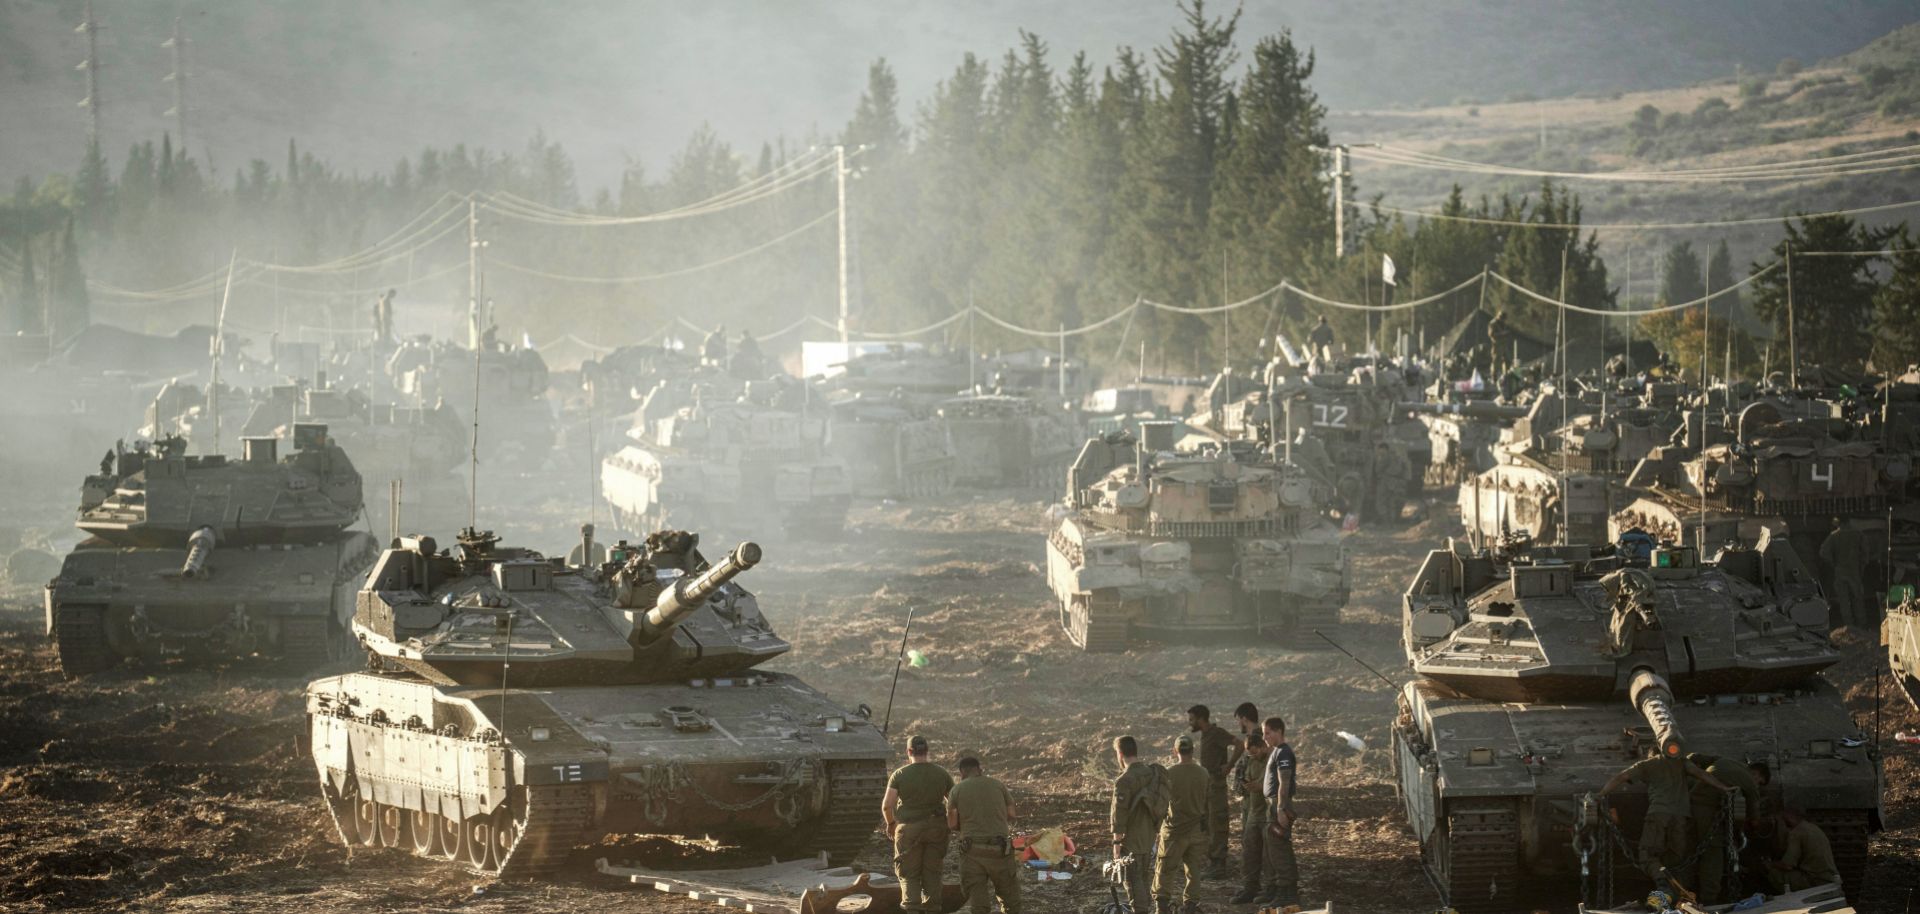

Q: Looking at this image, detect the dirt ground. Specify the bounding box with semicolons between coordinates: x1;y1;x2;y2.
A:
1;490;1915;914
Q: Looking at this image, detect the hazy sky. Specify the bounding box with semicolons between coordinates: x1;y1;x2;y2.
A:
4;0;1916;193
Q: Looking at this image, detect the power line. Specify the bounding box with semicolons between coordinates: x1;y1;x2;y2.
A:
490;210;834;283
1343;142;1920;183
1369;197;1920;231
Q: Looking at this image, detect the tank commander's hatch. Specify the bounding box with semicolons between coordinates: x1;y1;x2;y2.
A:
493;560;554;592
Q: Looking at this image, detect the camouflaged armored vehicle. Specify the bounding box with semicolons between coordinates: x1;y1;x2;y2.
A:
45;425;379;676
390;338;556;474
824;392;956;499
602;379;852;534
306;528;889;878
938;391;1081;489
1046;422;1349;650
1394;534;1881;911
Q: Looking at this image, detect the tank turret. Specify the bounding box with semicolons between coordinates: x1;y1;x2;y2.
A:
1398;400;1530;420
1392;534;1880;911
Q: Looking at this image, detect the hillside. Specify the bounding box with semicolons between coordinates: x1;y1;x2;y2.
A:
2;0;1914;194
1330;22;1920;301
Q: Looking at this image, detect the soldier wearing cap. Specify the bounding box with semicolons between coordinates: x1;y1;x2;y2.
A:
1155;734;1210;914
947;756;1020;914
884;735;954;912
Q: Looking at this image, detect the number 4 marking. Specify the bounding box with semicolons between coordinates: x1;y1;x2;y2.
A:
1810;463;1833;491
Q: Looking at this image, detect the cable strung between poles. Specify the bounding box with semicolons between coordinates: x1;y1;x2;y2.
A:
1368;196;1920;231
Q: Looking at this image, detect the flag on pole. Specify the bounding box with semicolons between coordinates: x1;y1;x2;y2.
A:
1382;254;1397;287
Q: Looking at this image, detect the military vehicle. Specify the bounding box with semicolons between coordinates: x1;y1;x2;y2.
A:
1046;422;1349;650
306;528;890;878
1403;397;1529;487
391;338;556;474
1394;534;1880;911
603;379;852;534
45;425;380;676
1892;586;1920;711
824;393;956;499
938;391;1082;489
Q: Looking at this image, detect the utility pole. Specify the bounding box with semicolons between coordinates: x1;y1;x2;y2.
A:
835;144;851;342
1785;245;1797;388
1330;145;1349;258
162;16;188;150
76;1;103;142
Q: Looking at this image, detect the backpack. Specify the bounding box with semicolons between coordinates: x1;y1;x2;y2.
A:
1132;763;1172;823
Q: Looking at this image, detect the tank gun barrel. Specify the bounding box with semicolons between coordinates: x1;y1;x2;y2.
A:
1399;401;1530;420
640;542;762;640
181;526;216;578
1628;668;1684;758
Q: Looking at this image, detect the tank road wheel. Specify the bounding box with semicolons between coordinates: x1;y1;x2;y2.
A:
437;812;466;861
409;808;438;856
377;803;407;849
489;806;517;865
53;605;117;678
353;797;381;847
1429;802;1520;914
464;816;495;871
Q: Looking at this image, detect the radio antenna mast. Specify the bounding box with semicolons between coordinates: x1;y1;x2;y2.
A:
209;249;237;455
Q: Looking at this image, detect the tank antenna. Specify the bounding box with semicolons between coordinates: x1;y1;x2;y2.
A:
209;249;237;456
879;604;916;736
1313;629;1399;691
468;324;483;530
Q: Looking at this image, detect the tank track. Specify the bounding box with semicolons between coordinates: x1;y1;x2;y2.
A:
1065;597;1129;653
1805;809;1871;903
491;784;596;879
278;616;343;671
1266;601;1340;649
1429;800;1519;914
53;605;117;678
794;759;888;865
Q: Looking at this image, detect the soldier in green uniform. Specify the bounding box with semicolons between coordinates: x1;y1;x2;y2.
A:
884;735;954;913
1231;732;1282;904
1186;705;1234;877
1260;716;1301;908
1109;736;1161;914
1765;808;1840;892
1686;754;1769;903
947;756;1019;914
1155;735;1211;914
1600;747;1731;880
1819;518;1870;629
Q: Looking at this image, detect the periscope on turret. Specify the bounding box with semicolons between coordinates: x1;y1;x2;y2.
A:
306;527;888;878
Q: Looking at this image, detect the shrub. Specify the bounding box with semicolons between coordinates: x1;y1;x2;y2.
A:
1776;57;1803;77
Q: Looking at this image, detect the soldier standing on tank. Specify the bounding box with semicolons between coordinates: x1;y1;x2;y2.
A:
1308;316;1335;362
883;735;954;913
1155;735;1210;914
1686;754;1769;903
372;289;396;344
1486;311;1512;376
1764;808;1840;893
1818;517;1870;629
947;756;1019;914
1599;747;1731;881
1186;706;1234;877
1260;716;1301;908
1110;736;1161;914
701;324;728;366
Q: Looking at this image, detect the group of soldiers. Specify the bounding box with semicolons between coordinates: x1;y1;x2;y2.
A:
1600;745;1841;903
882;704;1300;914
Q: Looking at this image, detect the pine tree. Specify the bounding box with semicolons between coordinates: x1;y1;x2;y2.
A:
1871;227;1920;370
48;215;90;340
1749;215;1890;371
1707;239;1740;313
846;59;907;155
76;137;113;231
1658;241;1703;305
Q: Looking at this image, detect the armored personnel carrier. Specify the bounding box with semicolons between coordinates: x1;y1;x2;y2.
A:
1046;422;1349;650
45;425;379;676
306;528;889;878
824;393;956;499
939;391;1082;489
603;379;852;534
1394;534;1880;911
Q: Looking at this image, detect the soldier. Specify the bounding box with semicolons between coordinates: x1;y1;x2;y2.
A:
1764;808;1840;893
1308;316;1335;361
1231;732;1283;904
701;324;728;366
1818;517;1870;629
1599;746;1731;880
947;756;1019;914
372;289;396;344
1486;311;1512;375
882;735;954;913
1260;716;1301;908
1186;705;1234;877
1110;736;1161;914
1686;754;1769;904
1222;703;1260;791
1155;735;1210;914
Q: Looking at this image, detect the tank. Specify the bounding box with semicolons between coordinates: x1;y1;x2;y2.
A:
390;338;556;475
1892;585;1920;711
937;391;1082;489
305;527;890;878
602;379;852;534
1393;534;1882;911
824;393;957;499
44;425;381;676
1045;423;1350;650
1403;397;1529;487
